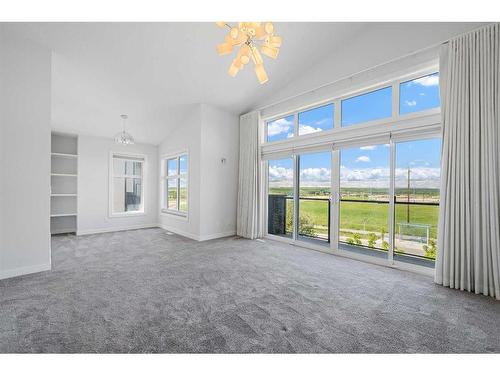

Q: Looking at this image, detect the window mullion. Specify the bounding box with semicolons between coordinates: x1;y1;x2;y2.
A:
331;149;340;250
334;99;341;129
294;112;298;137
388;137;395;264
392;81;400;119
293;154;299;241
179;177;181;211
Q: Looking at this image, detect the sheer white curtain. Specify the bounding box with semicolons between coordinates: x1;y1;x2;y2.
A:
436;23;500;299
236;111;262;239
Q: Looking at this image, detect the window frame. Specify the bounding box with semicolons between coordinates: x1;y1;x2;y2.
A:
262;67;440;147
260;65;442;276
108;151;147;218
160;150;189;219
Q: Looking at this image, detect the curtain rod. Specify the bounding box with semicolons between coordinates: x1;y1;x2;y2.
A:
253;23;494;114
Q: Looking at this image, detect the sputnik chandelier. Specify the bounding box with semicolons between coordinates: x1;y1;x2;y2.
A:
215;22;281;84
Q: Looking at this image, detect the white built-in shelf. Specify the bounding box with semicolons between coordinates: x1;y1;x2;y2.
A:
51;132;78;235
51;173;77;177
50;213;77;217
51;152;78;159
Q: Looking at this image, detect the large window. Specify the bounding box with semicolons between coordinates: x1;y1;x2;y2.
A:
339;144;390;256
262;67;442;270
394;138;441;261
162;153;188;215
267;158;294;238
110;153;144;216
298;151;331;244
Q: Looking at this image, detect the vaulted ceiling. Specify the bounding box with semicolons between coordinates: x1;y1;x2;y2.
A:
2;22;484;144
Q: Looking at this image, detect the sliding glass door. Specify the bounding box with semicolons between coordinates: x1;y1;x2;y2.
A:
338;144;390;259
267;158;294;239
394;138;441;267
297;151;332;245
265;137;441;269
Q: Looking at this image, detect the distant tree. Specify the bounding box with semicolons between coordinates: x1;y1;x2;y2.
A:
298;213;316;237
346;237;355;245
285;205;315;237
368;233;378;248
423;238;437;259
382;240;389;250
353;233;362;245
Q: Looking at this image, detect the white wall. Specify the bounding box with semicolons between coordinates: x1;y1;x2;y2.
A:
158;103;239;241
77;135;158;235
199;104;239;240
158;105;202;239
0;29;52;279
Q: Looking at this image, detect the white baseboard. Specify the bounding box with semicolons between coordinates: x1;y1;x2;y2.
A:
199;231;236;241
159;224;200;241
159;224;236;242
77;223;159;236
0;262;51;280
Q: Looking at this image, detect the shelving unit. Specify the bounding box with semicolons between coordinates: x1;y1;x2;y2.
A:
50;132;78;235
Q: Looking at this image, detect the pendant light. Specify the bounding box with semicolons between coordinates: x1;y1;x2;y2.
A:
114;114;135;145
216;22;281;84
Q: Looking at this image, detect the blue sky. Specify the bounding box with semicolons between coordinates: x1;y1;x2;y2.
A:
267;72;440;141
400;73;440;114
298;104;334;135
267;115;294;142
267;73;441;188
341;87;392;126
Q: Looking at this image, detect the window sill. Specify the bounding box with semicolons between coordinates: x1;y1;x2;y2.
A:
161;209;188;220
109;211;146;218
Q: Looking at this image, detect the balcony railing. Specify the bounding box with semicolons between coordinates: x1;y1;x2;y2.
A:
268;194;439;260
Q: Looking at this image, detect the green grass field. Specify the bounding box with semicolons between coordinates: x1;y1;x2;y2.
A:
270;187;439;239
168;186;188;211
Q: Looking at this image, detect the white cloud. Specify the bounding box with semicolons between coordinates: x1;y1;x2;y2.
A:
300;167;331;183
339;166;440;188
405;100;417;107
268;166;332;187
299;124;322;135
315;118;331;126
359;145;376;151
356;156;371;163
395;167;440;181
340;166;389;188
268;165;293;183
269;164;441;188
267;118;293;137
413;75;439;87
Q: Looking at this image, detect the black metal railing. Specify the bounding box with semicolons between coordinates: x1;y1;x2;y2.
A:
338;198;439;261
295;196;331;243
269;194;439;248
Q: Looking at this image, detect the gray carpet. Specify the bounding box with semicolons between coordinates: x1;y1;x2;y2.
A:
0;228;499;353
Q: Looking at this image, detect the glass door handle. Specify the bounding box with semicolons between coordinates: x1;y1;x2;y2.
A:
331;192;341;204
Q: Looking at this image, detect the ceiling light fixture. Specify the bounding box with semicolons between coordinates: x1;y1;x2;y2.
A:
216;22;281;84
114;114;135;145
